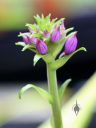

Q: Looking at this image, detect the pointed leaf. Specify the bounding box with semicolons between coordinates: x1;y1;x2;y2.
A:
66;31;77;40
19;84;52;103
15;42;26;47
33;54;42;66
59;79;72;103
18;32;30;37
50;47;87;70
26;24;37;32
62;27;74;37
21;44;31;51
15;42;36;52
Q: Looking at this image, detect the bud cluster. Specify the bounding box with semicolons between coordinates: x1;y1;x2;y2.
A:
18;14;78;55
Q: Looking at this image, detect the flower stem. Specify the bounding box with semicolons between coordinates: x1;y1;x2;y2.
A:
47;63;63;128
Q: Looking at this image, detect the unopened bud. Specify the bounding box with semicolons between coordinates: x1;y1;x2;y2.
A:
51;26;60;42
64;33;78;54
43;30;50;38
22;35;30;44
36;39;48;54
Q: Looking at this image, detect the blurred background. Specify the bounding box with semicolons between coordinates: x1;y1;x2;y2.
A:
0;0;96;128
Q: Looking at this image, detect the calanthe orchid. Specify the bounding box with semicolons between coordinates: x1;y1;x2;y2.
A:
16;14;86;128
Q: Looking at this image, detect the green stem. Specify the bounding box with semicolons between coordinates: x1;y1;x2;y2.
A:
47;63;63;128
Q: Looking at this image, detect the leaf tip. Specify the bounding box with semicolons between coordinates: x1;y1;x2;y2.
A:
68;78;72;82
83;47;87;52
33;62;36;66
15;42;18;45
21;49;24;52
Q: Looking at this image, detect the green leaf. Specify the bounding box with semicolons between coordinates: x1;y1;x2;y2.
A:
26;23;38;32
33;53;54;66
21;44;31;51
65;31;77;40
42;54;54;63
62;27;74;36
33;54;42;66
15;42;36;52
50;47;87;70
53;18;65;27
15;42;26;47
59;79;72;104
18;32;30;37
19;84;52;103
